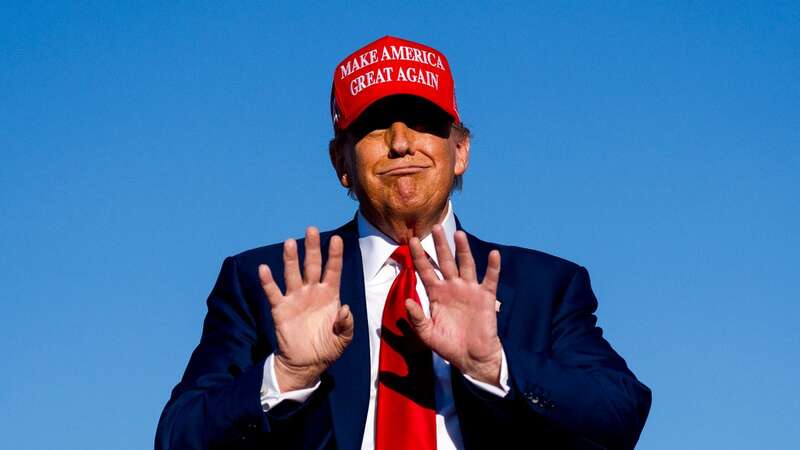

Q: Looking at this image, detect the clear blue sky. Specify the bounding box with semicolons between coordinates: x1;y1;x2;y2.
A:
1;1;798;449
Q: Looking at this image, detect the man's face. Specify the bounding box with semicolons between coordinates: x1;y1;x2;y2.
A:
336;95;470;222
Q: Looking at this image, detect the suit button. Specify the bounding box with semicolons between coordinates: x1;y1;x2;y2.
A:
531;396;539;404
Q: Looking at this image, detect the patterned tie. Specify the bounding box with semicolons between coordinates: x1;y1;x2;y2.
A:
375;244;437;450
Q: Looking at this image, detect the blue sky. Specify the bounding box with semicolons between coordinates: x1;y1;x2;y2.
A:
1;1;798;449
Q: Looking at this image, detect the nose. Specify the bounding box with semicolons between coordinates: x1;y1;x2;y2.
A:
386;121;414;156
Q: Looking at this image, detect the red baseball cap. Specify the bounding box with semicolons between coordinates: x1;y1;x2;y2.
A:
330;35;460;132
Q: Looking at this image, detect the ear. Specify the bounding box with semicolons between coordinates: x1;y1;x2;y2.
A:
453;132;470;176
329;139;352;188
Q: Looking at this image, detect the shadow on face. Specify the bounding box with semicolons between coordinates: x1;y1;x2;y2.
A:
347;94;453;142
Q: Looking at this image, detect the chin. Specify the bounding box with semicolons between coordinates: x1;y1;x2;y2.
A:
388;194;441;216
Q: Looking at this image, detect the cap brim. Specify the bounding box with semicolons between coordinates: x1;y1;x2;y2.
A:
337;86;458;131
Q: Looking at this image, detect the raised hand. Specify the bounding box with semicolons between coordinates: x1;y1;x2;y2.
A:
258;226;354;391
405;225;504;387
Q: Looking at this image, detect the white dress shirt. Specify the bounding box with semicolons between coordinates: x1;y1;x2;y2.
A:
260;200;510;449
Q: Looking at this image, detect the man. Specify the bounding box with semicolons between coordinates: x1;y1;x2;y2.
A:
155;35;652;450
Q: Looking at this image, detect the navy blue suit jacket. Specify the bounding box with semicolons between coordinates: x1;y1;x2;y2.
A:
155;215;652;449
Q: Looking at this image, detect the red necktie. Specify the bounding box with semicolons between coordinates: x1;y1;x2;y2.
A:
375;245;437;450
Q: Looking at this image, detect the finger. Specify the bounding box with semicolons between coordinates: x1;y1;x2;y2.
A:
258;264;284;307
432;224;458;279
283;238;303;293
405;299;433;348
409;236;440;288
454;230;477;282
481;249;501;295
322;235;344;289
303;226;322;283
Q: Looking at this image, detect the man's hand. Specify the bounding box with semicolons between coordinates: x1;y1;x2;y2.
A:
406;225;504;387
258;226;354;392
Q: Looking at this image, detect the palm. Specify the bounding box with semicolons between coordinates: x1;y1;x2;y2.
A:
271;281;345;367
424;277;499;370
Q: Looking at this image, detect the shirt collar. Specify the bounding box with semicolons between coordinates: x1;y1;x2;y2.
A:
357;199;457;281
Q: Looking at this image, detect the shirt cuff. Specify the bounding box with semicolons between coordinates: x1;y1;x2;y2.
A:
462;345;511;398
260;352;322;412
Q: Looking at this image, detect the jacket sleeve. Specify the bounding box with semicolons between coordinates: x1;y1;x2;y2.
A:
454;265;652;449
154;256;332;450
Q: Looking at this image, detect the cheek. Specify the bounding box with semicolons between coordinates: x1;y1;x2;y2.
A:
439;145;458;172
351;153;381;192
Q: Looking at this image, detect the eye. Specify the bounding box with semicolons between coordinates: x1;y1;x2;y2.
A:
409;122;428;132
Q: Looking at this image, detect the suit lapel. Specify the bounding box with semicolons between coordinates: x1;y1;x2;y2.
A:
326;217;371;450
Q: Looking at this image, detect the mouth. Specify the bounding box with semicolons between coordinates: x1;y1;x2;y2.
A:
379;165;431;176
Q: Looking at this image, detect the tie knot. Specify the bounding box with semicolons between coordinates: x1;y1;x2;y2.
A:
391;244;414;269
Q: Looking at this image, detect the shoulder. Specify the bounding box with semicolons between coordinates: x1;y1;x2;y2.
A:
204;221;354;302
464;230;585;288
464;230;581;271
225;220;354;274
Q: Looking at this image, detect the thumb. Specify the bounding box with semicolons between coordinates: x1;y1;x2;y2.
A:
333;304;354;342
405;299;432;347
